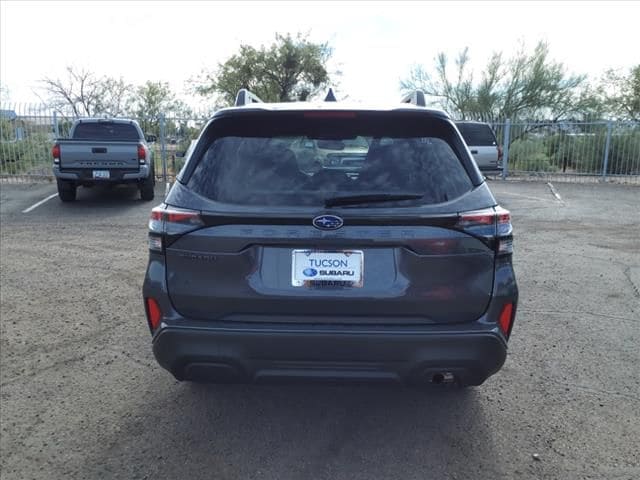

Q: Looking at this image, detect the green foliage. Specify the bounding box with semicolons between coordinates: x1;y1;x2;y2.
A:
0;133;51;175
0;118;15;141
401;41;585;121
128;81;192;136
509;138;557;172
604;130;640;174
508;127;640;175
600;65;640;121
196;33;333;105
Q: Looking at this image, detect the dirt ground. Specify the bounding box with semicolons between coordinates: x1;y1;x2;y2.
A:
1;180;638;479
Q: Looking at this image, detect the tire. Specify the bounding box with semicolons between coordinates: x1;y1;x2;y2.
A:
139;173;155;201
57;179;76;202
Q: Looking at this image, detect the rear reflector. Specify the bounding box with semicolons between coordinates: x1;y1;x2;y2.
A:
498;303;514;336
145;297;162;331
148;234;162;252
498;238;513;254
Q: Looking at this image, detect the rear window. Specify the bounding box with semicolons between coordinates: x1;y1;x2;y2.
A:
72;122;140;141
186;114;474;207
456;123;497;146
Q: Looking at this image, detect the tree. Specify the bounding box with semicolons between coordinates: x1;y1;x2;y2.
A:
39;66;131;117
196;33;333;105
127;81;191;136
95;77;131;117
600;65;640;121
401;41;586;121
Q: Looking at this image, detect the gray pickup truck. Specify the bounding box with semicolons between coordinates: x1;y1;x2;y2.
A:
52;118;155;202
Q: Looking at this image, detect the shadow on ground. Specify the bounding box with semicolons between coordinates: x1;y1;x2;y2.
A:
78;383;499;480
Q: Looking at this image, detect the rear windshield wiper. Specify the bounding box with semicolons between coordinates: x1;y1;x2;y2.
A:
324;193;424;208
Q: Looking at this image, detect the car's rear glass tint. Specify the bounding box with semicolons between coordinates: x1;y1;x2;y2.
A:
73;123;139;141
456;123;497;146
186;113;473;207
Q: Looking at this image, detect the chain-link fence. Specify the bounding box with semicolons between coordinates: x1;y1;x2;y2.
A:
1;103;639;184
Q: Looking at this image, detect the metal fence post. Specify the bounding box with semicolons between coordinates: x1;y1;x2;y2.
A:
502;119;511;180
159;114;167;183
53;111;60;138
602;120;612;180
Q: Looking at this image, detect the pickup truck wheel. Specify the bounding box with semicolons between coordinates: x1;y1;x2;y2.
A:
57;180;76;202
140;175;155;201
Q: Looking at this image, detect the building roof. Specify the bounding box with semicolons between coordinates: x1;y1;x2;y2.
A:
0;109;17;121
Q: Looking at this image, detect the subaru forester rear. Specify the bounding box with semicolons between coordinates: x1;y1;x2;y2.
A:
142;89;518;386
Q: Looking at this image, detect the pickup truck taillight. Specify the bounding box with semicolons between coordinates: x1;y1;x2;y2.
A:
52;144;60;164
138;144;146;164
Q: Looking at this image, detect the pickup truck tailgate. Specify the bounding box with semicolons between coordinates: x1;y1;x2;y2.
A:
59;141;140;170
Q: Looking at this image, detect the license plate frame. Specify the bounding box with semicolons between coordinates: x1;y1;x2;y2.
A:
92;170;110;179
291;249;364;287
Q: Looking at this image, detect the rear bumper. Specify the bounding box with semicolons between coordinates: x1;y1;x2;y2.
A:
152;323;508;386
53;165;149;182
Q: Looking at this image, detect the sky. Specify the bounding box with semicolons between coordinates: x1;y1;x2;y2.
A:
1;0;639;109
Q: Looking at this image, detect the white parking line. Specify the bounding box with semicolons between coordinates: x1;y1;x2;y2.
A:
546;182;563;202
497;191;555;202
22;193;59;213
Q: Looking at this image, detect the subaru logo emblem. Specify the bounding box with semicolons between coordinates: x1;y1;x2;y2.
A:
302;268;318;277
312;214;343;230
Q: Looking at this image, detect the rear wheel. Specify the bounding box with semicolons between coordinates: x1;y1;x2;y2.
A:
140;172;155;201
57;179;76;202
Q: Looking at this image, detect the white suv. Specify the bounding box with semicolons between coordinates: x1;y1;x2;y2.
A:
455;121;503;171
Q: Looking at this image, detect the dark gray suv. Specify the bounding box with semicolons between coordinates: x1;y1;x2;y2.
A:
142;89;518;387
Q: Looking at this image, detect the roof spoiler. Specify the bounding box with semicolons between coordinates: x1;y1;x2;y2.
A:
234;89;263;106
400;90;426;107
324;88;337;102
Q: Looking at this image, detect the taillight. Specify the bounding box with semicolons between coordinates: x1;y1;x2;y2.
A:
145;297;162;331
149;205;202;227
457;207;513;255
495;206;513;254
148;205;203;251
138;144;146;164
52;144;60;164
457;208;496;237
498;302;514;337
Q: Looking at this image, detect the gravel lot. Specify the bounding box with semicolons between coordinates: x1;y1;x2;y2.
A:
1;180;638;480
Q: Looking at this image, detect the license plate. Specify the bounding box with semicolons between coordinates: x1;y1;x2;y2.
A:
291;250;363;287
92;170;110;179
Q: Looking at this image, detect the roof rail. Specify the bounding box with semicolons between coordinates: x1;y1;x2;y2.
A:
234;88;263;107
324;88;337;102
400;90;426;107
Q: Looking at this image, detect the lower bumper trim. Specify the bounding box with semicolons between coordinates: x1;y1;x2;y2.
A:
152;325;507;386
